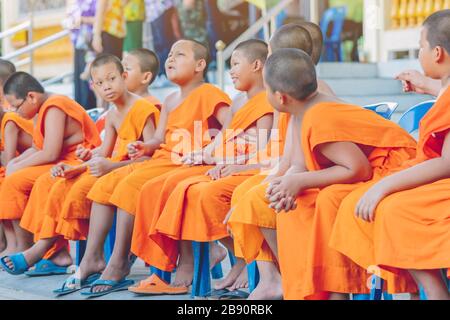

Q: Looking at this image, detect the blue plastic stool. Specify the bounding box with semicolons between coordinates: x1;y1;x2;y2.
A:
191;242;211;297
398;100;435;133
149;266;172;284
364;102;399;120
247;262;260;293
320;7;347;62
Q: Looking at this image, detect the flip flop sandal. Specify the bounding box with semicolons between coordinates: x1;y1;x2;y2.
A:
81;278;135;298
206;289;231;300
128;274;188;296
218;289;250;300
53;273;102;297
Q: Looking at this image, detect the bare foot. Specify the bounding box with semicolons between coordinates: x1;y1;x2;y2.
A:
209;242;227;270
0;245;18;259
0;240;5;253
248;273;283;300
77;254;106;281
229;268;249;291
92;259;131;293
173;263;194;288
49;248;73;267
215;259;247;290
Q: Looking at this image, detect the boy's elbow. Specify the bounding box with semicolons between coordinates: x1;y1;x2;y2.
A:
350;165;373;183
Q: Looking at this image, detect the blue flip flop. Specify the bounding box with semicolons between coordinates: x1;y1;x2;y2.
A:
81;278;135;298
219;289;249;300
25;260;73;277
53;273;102;297
0;253;29;275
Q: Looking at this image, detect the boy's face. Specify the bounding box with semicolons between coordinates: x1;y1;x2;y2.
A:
5;93;39;119
91;62;127;103
123;54;150;93
418;27;444;79
230;50;256;92
264;77;284;113
165;41;203;84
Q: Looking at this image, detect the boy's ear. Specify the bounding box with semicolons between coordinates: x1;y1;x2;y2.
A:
434;46;447;63
122;71;129;80
275;91;286;106
252;59;264;73
195;59;207;74
142;71;153;85
28;92;38;105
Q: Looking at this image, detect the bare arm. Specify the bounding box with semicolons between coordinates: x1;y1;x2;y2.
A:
267;142;373;212
7;107;66;174
396;70;441;96
220;114;273;166
128;104;169;160
356;130;450;222
1;121;20;166
92;0;108;53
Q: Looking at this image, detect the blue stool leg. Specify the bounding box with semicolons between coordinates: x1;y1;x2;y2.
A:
150;266;172;284
75;240;87;266
211;263;223;280
353;275;383;300
192;242;211;298
104;212;117;263
419;286;428;300
370;276;384;300
247;262;260;293
228;252;237;267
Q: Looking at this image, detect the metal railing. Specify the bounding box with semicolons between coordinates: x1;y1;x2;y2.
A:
0;20;34;74
1;3;72;85
216;0;293;90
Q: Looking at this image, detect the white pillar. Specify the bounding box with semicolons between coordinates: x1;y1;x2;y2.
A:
363;0;385;62
310;0;320;23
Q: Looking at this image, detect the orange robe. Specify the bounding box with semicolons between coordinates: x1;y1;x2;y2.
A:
0;112;34;186
87;84;231;217
331;87;450;285
20;99;160;256
0;96;100;223
131;92;273;270
228;102;418;300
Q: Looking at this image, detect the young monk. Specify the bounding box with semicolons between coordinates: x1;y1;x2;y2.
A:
128;39;273;295
122;48;162;107
0;60;34;257
200;22;335;290
228;21;337;217
0;72;101;273
227;21;337;232
228;49;417;300
330;10;450;301
0;53;160;279
93;48;162;139
58;39;231;297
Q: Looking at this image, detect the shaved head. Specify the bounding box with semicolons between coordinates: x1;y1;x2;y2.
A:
90;54;124;77
423;9;450;54
234;39;269;64
177;39;211;77
128;48;160;84
270;24;313;59
298;22;324;65
265;48;318;101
